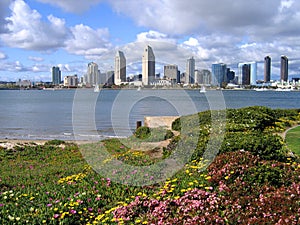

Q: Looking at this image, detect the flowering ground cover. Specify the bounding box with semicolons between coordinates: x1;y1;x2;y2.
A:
0;106;299;224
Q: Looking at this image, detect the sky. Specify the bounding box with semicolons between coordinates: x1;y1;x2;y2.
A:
0;0;300;82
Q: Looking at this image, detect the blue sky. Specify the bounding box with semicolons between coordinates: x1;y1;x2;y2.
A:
0;0;300;81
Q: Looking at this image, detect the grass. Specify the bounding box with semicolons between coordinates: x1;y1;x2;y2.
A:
286;125;300;155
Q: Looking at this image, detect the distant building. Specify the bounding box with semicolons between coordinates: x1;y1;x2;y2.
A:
212;63;227;86
226;68;235;83
195;69;211;85
64;75;78;87
238;62;257;85
114;51;126;85
16;79;32;87
264;56;271;83
52;66;61;85
84;62;100;86
142;45;155;85
281;55;288;82
164;64;178;83
186;57;195;84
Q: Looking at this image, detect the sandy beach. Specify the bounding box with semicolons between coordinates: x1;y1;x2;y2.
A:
0;139;98;149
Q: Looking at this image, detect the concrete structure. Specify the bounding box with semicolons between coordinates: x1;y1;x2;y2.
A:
114;51;126;85
281;55;288;82
264;56;271;83
186;57;195;84
64;75;78;87
142;45;155;85
52;66;61;85
164;64;178;83
144;116;179;130
238;62;257;85
212;63;227;86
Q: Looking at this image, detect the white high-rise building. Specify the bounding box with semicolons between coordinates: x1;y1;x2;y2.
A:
86;62;100;86
114;51;126;85
186;57;195;84
142;45;155;85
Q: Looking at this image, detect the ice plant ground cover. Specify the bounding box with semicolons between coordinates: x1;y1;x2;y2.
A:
0;106;299;224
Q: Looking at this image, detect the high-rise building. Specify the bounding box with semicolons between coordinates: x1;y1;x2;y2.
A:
64;75;78;87
264;56;271;83
281;55;288;82
195;69;211;84
52;66;61;85
86;62;100;86
114;51;126;85
186;57;195;84
238;62;257;85
164;64;178;83
212;63;227;86
142;45;155;85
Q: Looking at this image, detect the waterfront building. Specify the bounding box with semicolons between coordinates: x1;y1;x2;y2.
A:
186;57;195;84
281;55;288;82
212;63;227;86
114;51;126;85
164;64;178;83
64;75;78;87
86;62;100;86
195;69;211;85
238;62;257;85
264;56;271;82
142;45;155;85
52;66;61;85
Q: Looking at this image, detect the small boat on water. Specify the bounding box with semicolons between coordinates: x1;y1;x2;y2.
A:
94;85;100;92
200;86;206;93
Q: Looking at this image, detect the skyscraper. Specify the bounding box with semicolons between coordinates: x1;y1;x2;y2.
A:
238;62;257;85
186;57;195;84
142;45;155;85
114;51;126;85
212;63;227;86
281;55;288;82
52;66;61;85
86;62;100;86
264;56;271;83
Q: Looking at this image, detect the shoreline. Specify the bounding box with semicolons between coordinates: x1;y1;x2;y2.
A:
0;139;99;149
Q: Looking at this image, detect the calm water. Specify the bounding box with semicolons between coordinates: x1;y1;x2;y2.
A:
0;89;299;140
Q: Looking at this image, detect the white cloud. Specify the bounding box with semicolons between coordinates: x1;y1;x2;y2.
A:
36;0;102;13
0;51;7;59
0;0;70;51
65;24;112;58
28;56;44;62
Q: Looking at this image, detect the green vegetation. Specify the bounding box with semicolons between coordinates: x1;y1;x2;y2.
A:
286;125;300;155
0;106;300;224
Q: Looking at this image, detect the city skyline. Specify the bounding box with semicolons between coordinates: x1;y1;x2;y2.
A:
0;1;300;82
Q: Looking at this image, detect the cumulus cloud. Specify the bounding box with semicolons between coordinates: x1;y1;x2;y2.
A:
65;24;112;58
0;0;70;51
0;0;11;33
36;0;102;13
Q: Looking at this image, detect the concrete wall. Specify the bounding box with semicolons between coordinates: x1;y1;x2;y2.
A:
144;116;179;130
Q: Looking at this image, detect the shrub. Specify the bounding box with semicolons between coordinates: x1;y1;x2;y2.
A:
44;139;65;146
134;126;151;139
164;130;174;140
